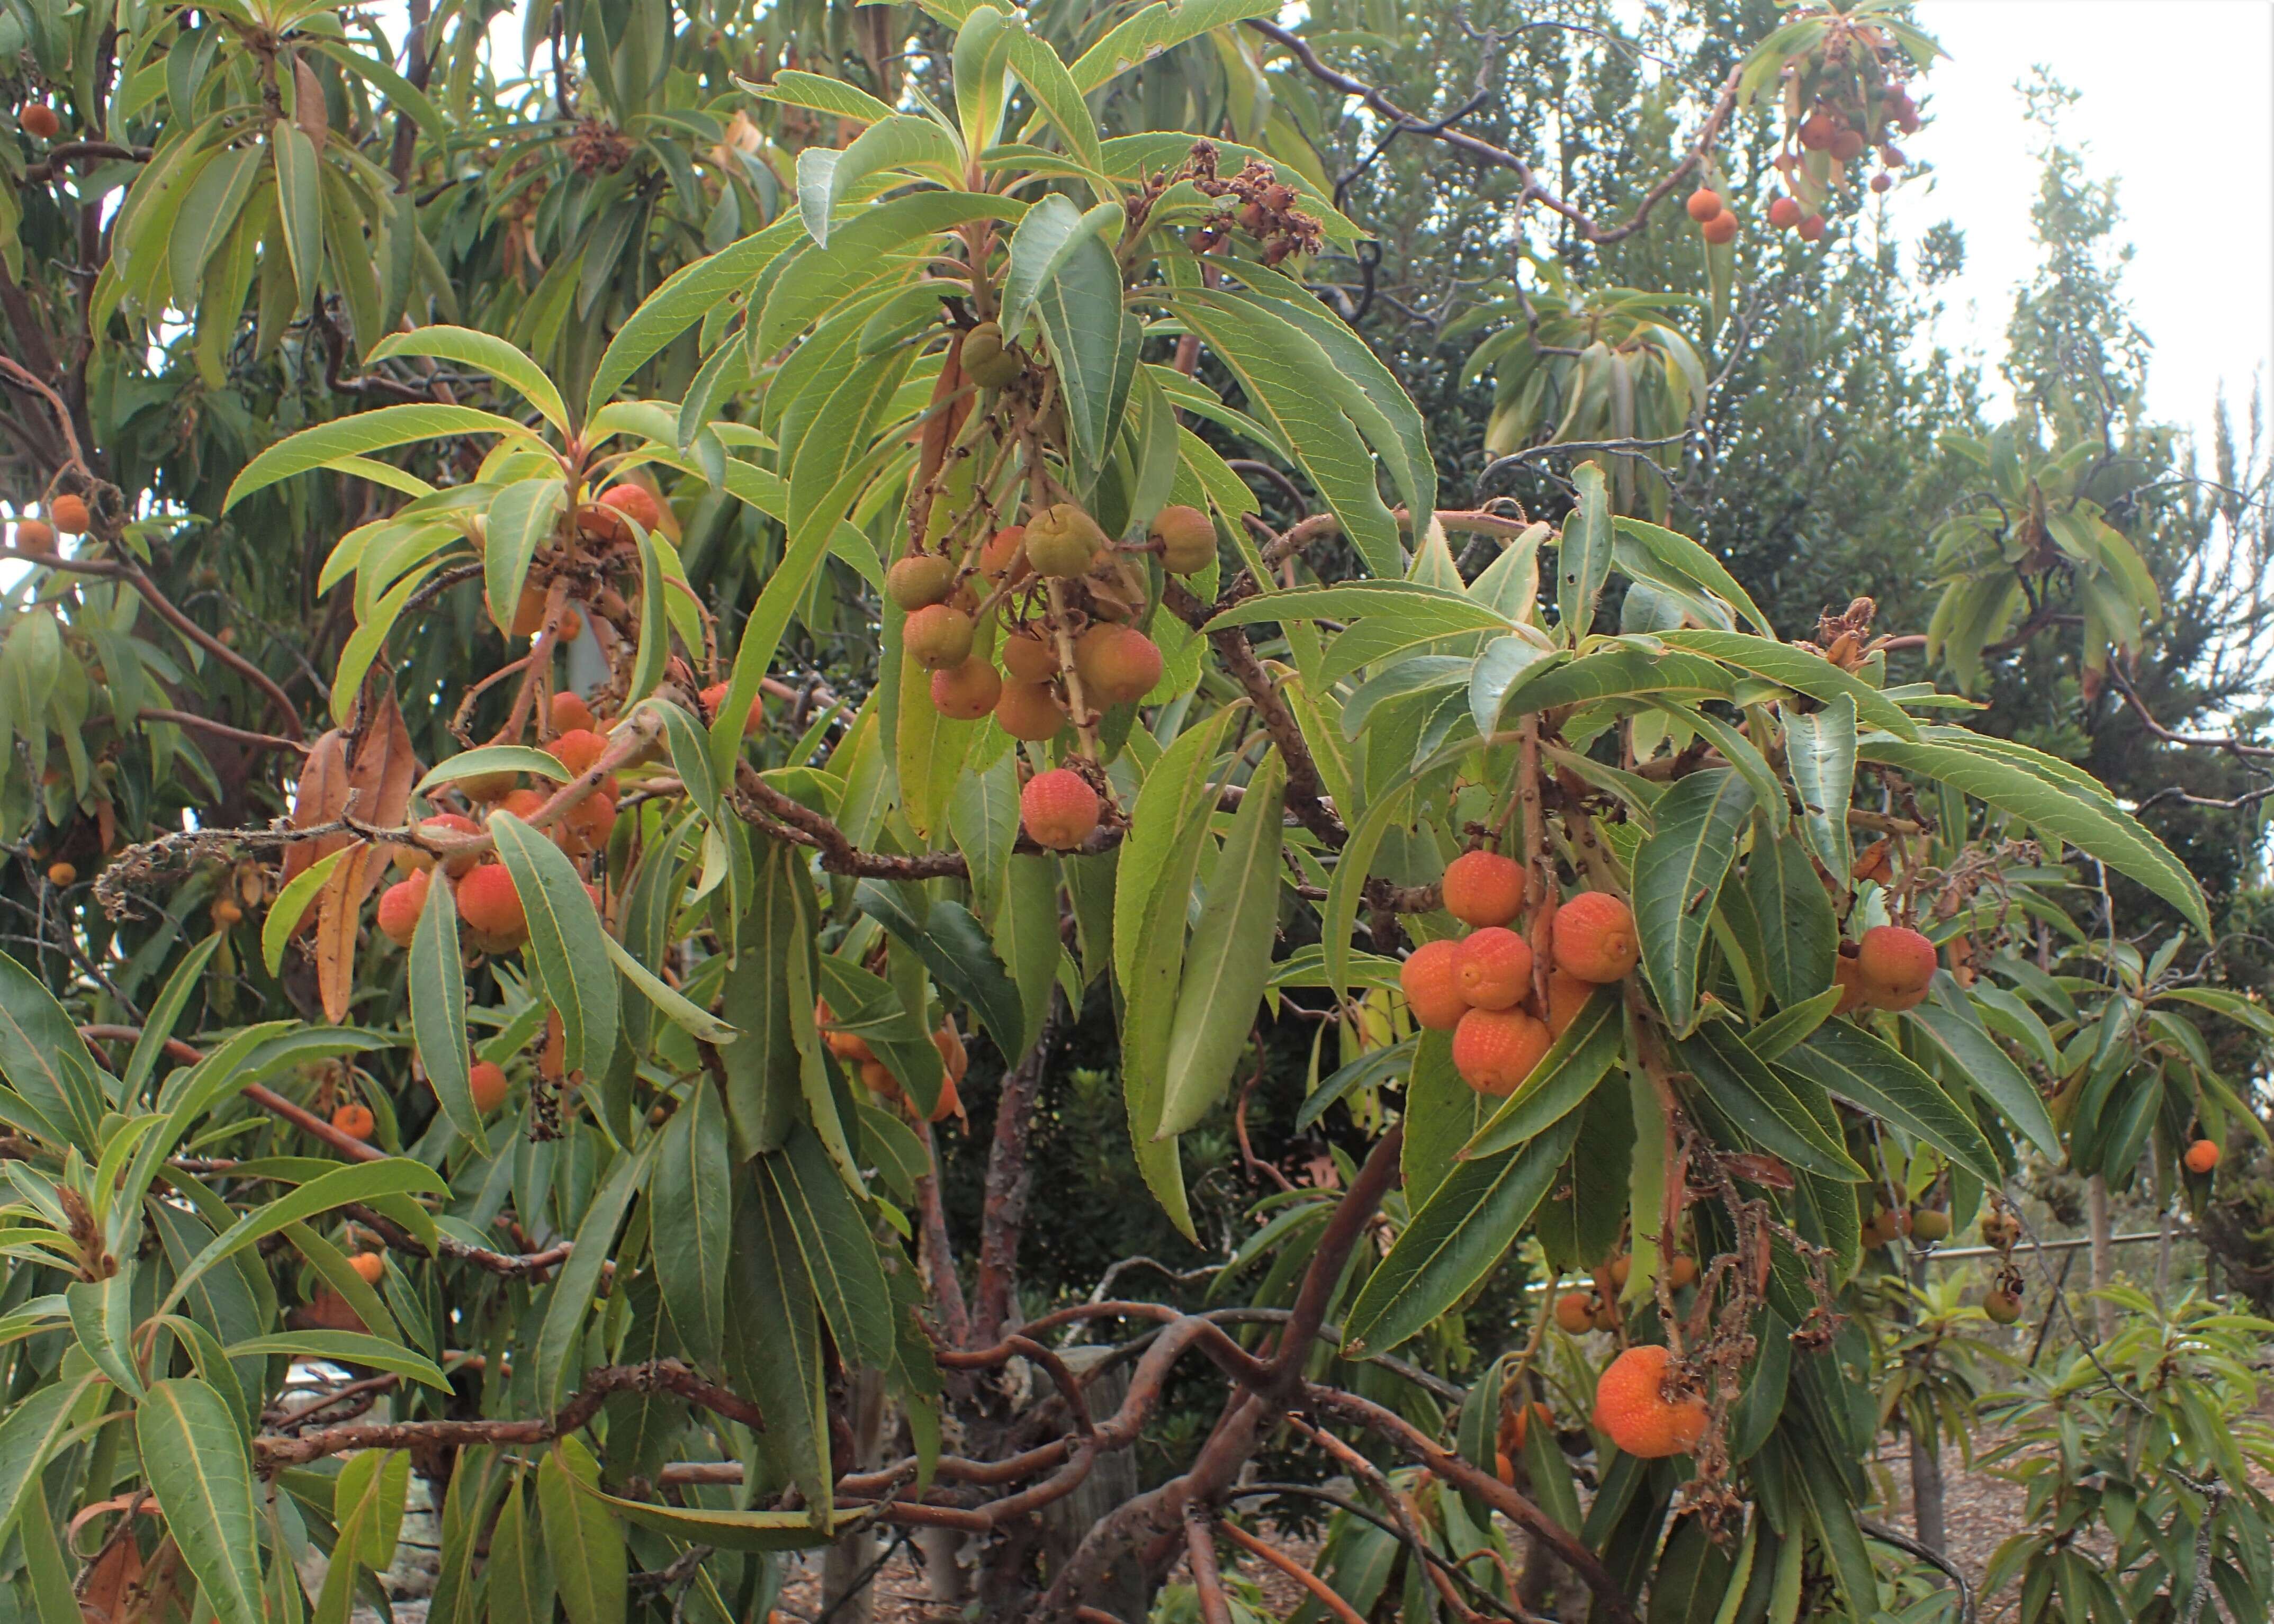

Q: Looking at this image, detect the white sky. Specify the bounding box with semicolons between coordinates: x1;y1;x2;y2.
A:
1880;0;2274;454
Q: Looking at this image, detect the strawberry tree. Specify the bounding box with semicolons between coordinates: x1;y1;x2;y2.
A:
0;4;2254;1623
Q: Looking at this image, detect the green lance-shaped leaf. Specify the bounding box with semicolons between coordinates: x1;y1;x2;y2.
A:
1113;707;1244;1234
262;846;349;977
852;882;1027;1066
721;833;807;1157
653;1080;732;1369
410;863;481;1142
1736;832;1838;1010
1633;769;1755;1030
1612;517;1775;637
1904;995;2060;1159
1000;193;1120;338
222;1332;445;1391
67;1271;142;1395
368;326;570;435
1656;629;1919;740
1557;462;1614;640
570;1483;860;1550
414;745;570;797
729;1180;833;1523
763;1128;896;1368
539;1438;626;1624
1786;1023;2004;1184
1859;735;2208;935
533;1144;651;1411
0;947;109;1152
1784;693;1857;886
224;403;541;509
0;1374;96;1541
1341;1111;1585;1358
332;1448;411;1569
1207;581;1516;637
1038;227;1139;493
123;932;223;1105
137;1377;263;1624
163;1158;447;1312
1158;750;1287;1137
170;147;262;313
1745;987;1844;1061
587;215;806;416
272;120;321;304
331;561;440;725
486;1476;552;1624
1003;24;1106;178
489;811;618;1077
1461;986;1624;1158
1680;1027;1863;1180
482;477;567;637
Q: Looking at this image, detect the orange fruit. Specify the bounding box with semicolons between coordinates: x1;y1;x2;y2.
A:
1020;768;1100;851
595;482;663;538
1767;195;1802;230
1398;940;1469;1032
1667;1253;1698;1288
376;870;430;948
1453;927;1534;1011
549;690;595;734
1797;214;1827;243
348;1252;387;1285
545;727;608;778
977;526;1030;585
699;681;766;737
561;790;616;855
1592;1345;1707;1459
1608;1254;1631;1289
1552;892;1639;984
1494;1448;1515;1486
1072;624;1162;706
2184;1139;2220;1175
1554;1291;1595;1334
493;787;547;823
21;104;60;139
1685;187;1722;222
1701;210;1738;245
1001;629;1058;682
331;1103;376;1141
44;861;75;888
932;1021;968;1083
457;862;527;947
1544;970;1594;1037
1856;925;1936;1009
16;518;55;549
928;1069;961;1124
858;1059;896;1097
1451;1007;1551;1096
1440;850;1524;927
1506;1399;1552;1451
930;658;1003;720
48;494;89;534
396;813;482;878
212;898;244;927
468;1060;509;1114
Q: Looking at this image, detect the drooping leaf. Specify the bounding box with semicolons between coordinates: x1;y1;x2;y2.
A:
137;1378;263;1624
653;1081;732;1369
490;811;619;1077
1632;770;1755;1030
538;1438;626;1624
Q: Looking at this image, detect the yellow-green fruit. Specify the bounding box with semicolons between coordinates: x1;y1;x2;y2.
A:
887;554;957;611
904;604;975;671
1910;1210;1951;1242
1073;624;1163;706
994;680;1065;741
962;321;1023;389
1151;504;1216;574
1024;504;1106;579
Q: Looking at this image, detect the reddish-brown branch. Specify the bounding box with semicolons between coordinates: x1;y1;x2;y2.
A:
1220;1521;1369;1624
254;1359;763;1467
1185;1506;1236;1624
914;1118;973;1348
1247;20;1740;247
138;708;308;754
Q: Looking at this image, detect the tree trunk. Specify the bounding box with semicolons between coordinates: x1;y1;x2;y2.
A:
1906;1251;1946;1555
2087;1172;2117;1343
2153;1154;2173;1299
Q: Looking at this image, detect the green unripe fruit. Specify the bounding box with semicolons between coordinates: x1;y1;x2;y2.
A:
904;604;976;670
1025;504;1106;578
888;554;957;611
1909;1210;1951;1242
962;321;1023;389
1982;1289;2021;1325
1151;504;1216;574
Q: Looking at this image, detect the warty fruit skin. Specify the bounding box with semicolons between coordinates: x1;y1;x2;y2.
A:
1020;769;1101;851
994;680;1065;741
904;604;977;671
887;554;957;610
1398;940;1468;1031
1024;504;1106;578
1150;505;1217;574
1440;850;1524;927
929;658;1003;720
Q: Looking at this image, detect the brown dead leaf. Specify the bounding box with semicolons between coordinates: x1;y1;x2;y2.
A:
310;689;423;1020
312;842;375;1025
281;729;352;885
79;1526;145;1624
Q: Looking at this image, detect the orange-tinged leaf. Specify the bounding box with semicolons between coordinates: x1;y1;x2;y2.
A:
282;729;352;885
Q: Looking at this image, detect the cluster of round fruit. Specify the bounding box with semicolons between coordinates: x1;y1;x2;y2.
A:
1490;1398;1556;1486
373;690;615;955
6;493;91;547
1860;1201;1951;1249
1396;852;1640;1096
1552;1251;1700;1335
322;1051;511;1145
1592;1344;1707;1460
816;1000;969;1125
889;499;1216;742
1684;186;1744;246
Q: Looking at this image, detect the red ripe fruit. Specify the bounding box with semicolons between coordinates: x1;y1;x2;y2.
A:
1441;850;1524;927
376;869;430;948
21;104;60;139
1829;128;1867;163
48;494;89;534
1020;768;1100;851
468;1060;510;1114
930;658;1003;720
1870;171;1893;194
1593;1345;1707;1459
1767;196;1802;230
550;690;595;734
1701;210;1739;246
589;482;663;542
397;812;482;878
699;681;765;736
1453;927;1535;1011
1798;111;1835;150
457;861;527;948
1073;624;1163;706
2184;1139;2221;1175
1855;924;1936;1009
1797;214;1827;243
1452;1008;1552;1096
545;727;607;778
1552;892;1640;984
1398;940;1468;1032
978;526;1031;585
1685;187;1722;222
331;1103;376;1141
995;681;1065;742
